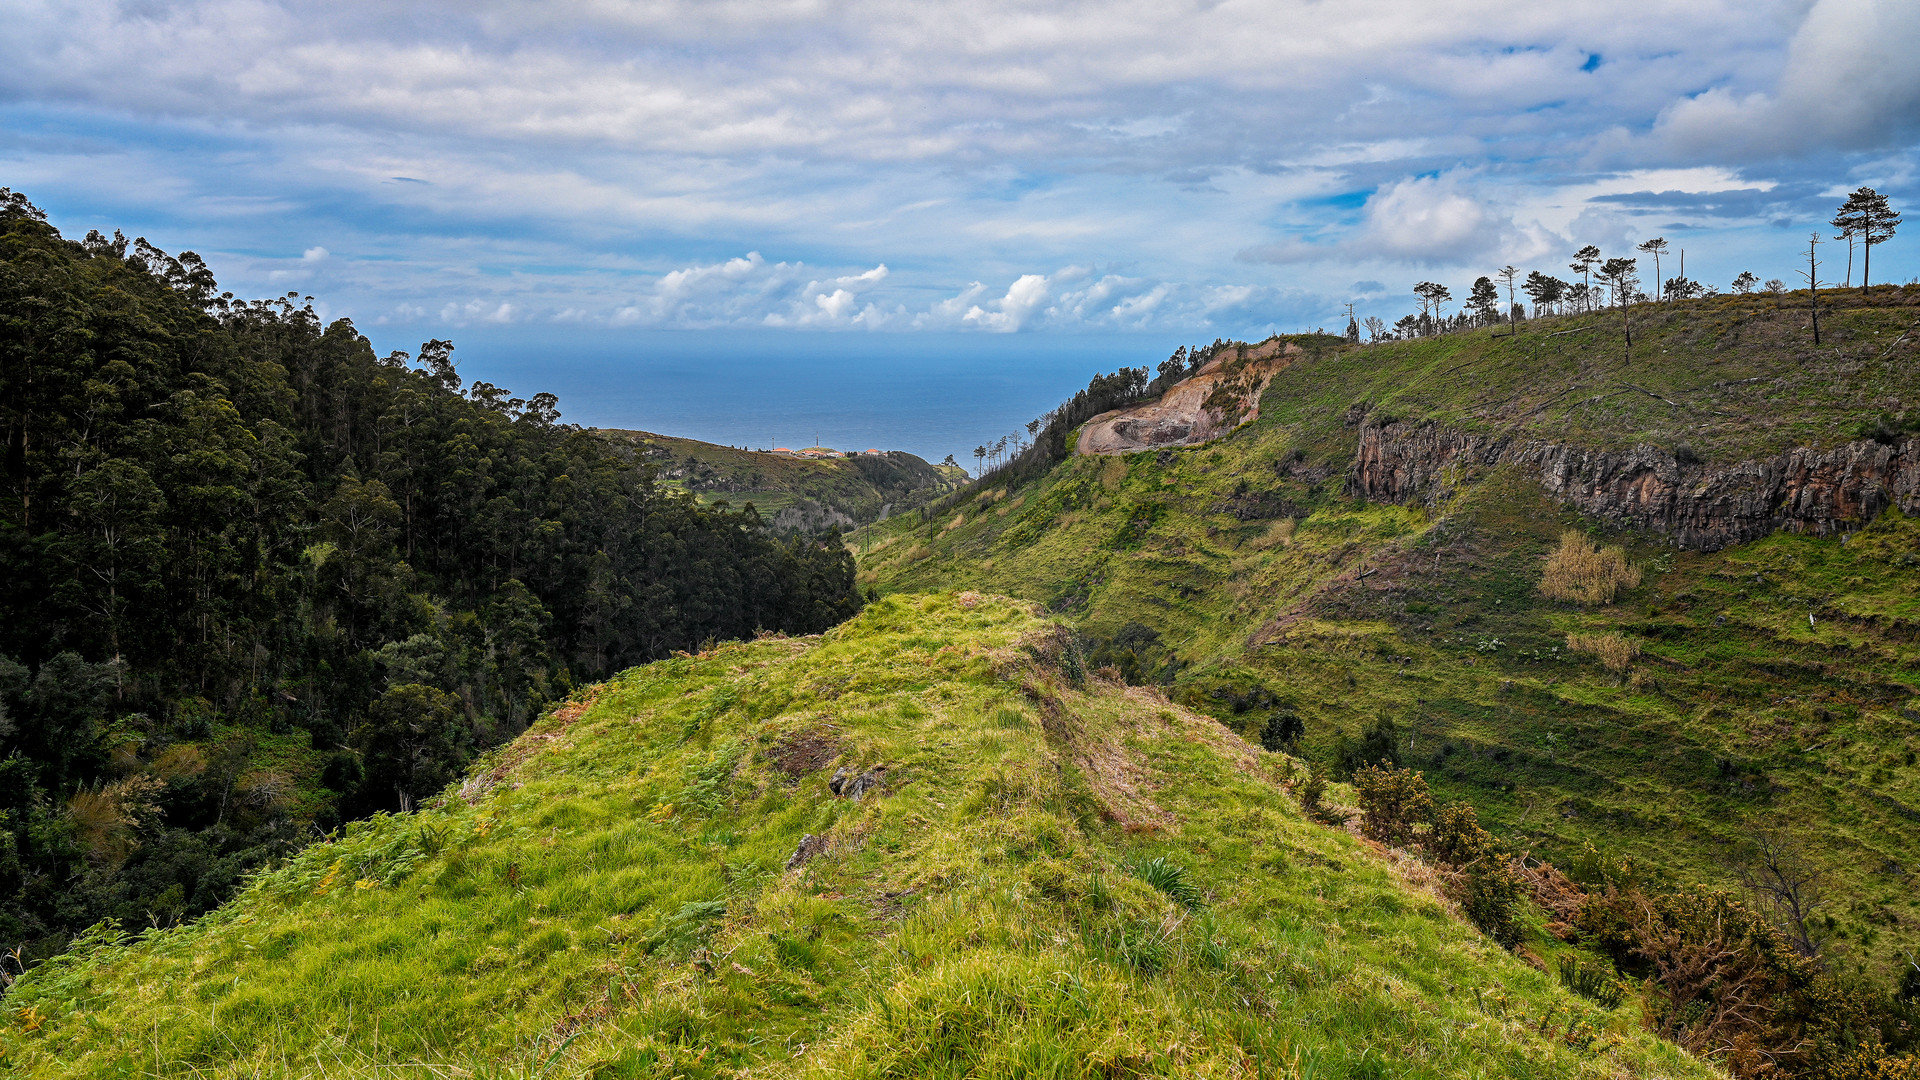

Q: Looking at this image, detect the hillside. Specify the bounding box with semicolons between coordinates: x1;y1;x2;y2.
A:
861;287;1920;983
0;594;1712;1078
0;191;859;973
602;430;965;532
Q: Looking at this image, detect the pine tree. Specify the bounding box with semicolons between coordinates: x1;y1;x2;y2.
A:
1635;238;1669;301
1832;187;1902;293
1569;245;1601;311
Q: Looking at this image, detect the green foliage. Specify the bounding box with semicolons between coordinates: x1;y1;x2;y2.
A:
1423;799;1525;947
0;594;1712;1080
1336;715;1402;779
0;191;861;963
1127;855;1204;910
1557;955;1625;1009
1351;763;1431;846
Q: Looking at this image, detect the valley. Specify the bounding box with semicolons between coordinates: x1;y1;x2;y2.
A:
860;288;1920;983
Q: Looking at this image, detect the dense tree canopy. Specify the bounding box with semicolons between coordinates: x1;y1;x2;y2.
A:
0;189;859;963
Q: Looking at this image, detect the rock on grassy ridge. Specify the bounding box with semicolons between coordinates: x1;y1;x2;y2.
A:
0;594;1708;1079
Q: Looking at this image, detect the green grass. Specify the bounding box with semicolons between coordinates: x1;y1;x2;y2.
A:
601;429;962;524
860;290;1920;982
2;594;1711;1079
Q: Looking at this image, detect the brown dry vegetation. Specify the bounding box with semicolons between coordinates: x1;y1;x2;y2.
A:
1539;530;1642;604
1566;631;1641;672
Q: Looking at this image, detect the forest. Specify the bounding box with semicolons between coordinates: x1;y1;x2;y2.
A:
0;189;860;967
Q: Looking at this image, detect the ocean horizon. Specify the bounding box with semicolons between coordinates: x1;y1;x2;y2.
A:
368;328;1197;472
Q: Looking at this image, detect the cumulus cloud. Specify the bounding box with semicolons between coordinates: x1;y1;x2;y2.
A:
1652;0;1920;162
4;0;1915;339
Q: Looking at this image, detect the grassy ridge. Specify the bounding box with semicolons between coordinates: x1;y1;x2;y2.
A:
603;430;964;525
859;291;1920;980
2;595;1709;1079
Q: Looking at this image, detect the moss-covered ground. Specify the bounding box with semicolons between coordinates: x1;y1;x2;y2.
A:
860;289;1920;982
3;595;1711;1079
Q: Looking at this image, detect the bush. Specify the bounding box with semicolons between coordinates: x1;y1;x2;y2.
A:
1298;763;1330;820
1566;631;1641;672
1539;530;1642;605
1352;764;1431;846
1259;710;1304;752
1335;715;1400;778
1557;955;1625;1009
1424;801;1525;947
1427;801;1490;868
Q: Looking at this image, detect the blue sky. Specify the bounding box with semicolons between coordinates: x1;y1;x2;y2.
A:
3;0;1918;439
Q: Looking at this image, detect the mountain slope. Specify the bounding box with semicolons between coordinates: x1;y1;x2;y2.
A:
860;289;1920;980
1;594;1708;1079
603;430;964;531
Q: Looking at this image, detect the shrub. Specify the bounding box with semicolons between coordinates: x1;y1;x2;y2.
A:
1298;762;1330;820
1557;955;1625;1009
1259;710;1304;752
1567;631;1640;672
1424;800;1525;947
1539;530;1642;605
1352;764;1431;846
1427;801;1490;868
1335;714;1400;778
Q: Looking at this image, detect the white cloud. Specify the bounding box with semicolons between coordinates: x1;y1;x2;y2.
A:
440;299;516;325
5;0;1916;340
1652;0;1920;162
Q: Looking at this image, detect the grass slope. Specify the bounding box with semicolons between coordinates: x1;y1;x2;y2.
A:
860;290;1920;980
2;595;1708;1079
603;430;963;527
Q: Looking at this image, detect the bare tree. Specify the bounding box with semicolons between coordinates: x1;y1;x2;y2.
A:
1362;315;1387;343
1637;238;1670;301
1830;203;1858;288
1733;832;1829;960
1496;265;1520;334
1798;232;1823;345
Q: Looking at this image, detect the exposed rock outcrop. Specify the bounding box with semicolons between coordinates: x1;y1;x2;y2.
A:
1078;343;1303;455
1348;419;1920;550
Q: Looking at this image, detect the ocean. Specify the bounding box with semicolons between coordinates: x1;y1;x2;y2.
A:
371;328;1193;471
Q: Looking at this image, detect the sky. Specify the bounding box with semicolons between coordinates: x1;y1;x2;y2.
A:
4;0;1919;450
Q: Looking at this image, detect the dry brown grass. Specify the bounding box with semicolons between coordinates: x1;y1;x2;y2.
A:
1567;631;1640;672
1247;518;1296;550
1539;530;1642;605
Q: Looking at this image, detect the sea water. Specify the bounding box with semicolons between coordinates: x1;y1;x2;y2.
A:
381;328;1191;472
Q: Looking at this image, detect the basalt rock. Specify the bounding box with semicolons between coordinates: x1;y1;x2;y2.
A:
1349;419;1920;551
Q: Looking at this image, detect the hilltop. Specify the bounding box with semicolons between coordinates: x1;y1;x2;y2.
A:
602;430;965;532
860;287;1920;984
0;594;1710;1079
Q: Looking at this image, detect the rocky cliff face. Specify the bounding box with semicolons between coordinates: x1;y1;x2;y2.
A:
1348;419;1920;550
